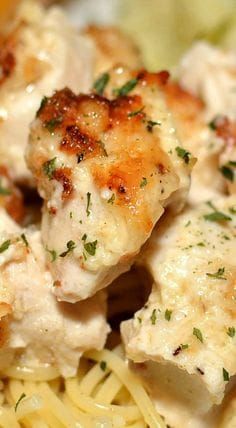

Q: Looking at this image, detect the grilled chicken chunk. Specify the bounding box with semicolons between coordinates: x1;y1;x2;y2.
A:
0;1;94;183
178;42;236;121
164;79;236;204
26;67;191;302
122;196;236;406
0;209;109;377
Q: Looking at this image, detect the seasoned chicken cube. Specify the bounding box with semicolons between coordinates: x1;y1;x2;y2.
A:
164;80;236;204
84;25;142;75
122;196;236;406
0;209;109;377
26;68;191;302
0;1;94;183
177;42;236;121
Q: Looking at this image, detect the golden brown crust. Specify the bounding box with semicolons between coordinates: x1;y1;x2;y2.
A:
212;116;236;146
0;33;16;85
0;165;25;223
164;82;204;141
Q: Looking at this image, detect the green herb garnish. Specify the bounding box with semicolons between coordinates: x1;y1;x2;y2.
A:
42;157;57;180
0;239;11;253
175;146;191;164
150;309;157;325
220;163;235;182
100;361;107;371
193;327;203;343
140;177;147;188
93;73;110;95
86;192;91;216
165;309;172;321
46;247;57;262
204;203;232;222
15;393;26;412
21;233;29;247
107;193;115;204
44;117;62;133
128;106;145;117
114;78;138;97
206;267;226;280
36;96;48;117
84;240;97;256
146;120;161;132
60;240;76;257
227;327;235;338
181;343;189;350
223;367;229;382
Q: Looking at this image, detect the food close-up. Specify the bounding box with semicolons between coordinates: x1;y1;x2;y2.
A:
0;0;235;427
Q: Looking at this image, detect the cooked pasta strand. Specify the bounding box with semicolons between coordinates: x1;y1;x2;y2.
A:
85;348;166;428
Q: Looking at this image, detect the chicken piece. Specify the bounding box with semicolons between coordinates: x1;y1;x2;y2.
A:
0;209;109;377
122;196;236;407
0;1;94;184
0;165;24;223
84;25;142;75
177;42;236;121
26;67;191;302
164;79;236;204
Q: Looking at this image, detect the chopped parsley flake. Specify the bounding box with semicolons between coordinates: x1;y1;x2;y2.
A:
86;192;91;216
175;146;191;164
46;247;57;262
93;73;110;95
227;327;235;338
229;206;236;214
140;177;147;188
0;181;11;196
15;393;26;412
165;309;172;321
42;157;57;180
113;78;138;97
36;96;48;117
204;211;231;222
208;118;217;130
128;106;145;117
206;267;226;280
60;240;76;258
193;327;203;343
107;193;115;204
146;120;161;132
223;367;229;382
0;239;11;253
100;360;107;371
21;233;29;247
44;117;62;133
137;317;142;324
204;202;231;222
84;240;97;256
151;309;157;325
82;234;87;241
220;163;235;182
181;343;189;350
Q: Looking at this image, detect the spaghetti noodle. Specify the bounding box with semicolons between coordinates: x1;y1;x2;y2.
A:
0;346;165;428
